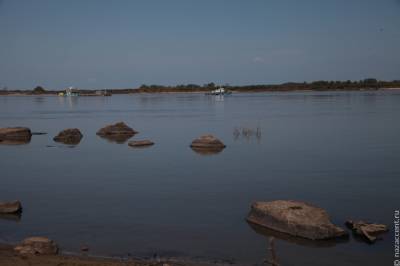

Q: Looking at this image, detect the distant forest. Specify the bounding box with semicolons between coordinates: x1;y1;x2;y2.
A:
1;78;400;95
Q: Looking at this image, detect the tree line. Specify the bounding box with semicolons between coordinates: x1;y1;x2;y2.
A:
1;79;400;95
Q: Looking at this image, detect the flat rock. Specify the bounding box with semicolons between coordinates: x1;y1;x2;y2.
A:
190;134;226;149
14;237;58;255
0;127;32;144
53;128;83;145
247;200;347;240
96;122;138;136
346;220;388;243
128;140;154;147
0;201;22;214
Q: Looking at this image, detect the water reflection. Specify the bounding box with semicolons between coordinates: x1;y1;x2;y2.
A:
57;96;79;108
233;127;261;142
53;138;82;146
97;134;134;144
0;213;21;222
33;96;46;105
247;221;349;248
0;136;31;145
190;146;225;156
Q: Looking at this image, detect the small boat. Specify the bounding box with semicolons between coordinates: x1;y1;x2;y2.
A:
58;87;79;97
205;87;232;95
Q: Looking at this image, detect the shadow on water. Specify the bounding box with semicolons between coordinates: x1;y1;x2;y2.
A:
97;134;135;144
247;221;349;248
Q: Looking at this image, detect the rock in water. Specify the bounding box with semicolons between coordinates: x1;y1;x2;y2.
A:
97;122;137;136
247;200;347;240
346;220;388;243
53;128;83;145
0;127;32;144
0;201;22;214
14;237;59;255
190;135;225;150
128;140;154;147
97;122;137;143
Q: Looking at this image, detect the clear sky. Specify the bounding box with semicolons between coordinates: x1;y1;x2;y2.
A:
0;0;399;89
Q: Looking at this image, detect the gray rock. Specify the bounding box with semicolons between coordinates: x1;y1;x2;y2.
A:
0;201;22;214
247;200;347;240
346;220;388;243
14;237;58;255
53;128;83;145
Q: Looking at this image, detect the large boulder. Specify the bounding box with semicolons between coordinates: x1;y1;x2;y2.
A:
53;128;83;145
346;220;388;243
14;237;58;255
0;127;32;144
190;134;225;153
128;140;154;148
0;201;22;214
97;122;137;143
247;200;347;240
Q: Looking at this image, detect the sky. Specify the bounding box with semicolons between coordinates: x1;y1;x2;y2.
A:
0;0;399;89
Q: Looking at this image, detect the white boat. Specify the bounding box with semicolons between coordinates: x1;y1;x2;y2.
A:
205;87;232;95
59;87;79;97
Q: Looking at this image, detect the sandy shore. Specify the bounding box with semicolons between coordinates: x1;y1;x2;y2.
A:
0;244;231;266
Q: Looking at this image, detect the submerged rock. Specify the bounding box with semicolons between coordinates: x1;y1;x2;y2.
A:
14;237;58;255
53;128;83;145
346;220;388;243
247;200;347;240
190;135;225;151
0;127;32;144
128;140;154;147
0;201;22;214
97;122;137;143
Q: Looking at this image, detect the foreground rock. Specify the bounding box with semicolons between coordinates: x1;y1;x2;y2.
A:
0;127;32;144
128;140;154;148
14;237;58;255
346;220;388;243
53;128;83;145
97;122;137;143
247;200;347;240
0;201;22;214
190;135;225;154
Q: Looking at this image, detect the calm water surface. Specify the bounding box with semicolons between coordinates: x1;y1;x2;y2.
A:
1;91;399;265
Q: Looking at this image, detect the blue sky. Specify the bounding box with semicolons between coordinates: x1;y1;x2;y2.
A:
0;0;399;89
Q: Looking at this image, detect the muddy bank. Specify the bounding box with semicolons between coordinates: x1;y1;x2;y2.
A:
0;244;233;266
